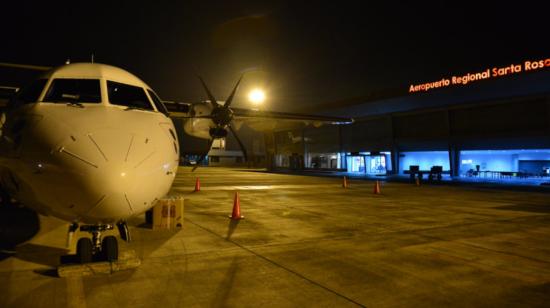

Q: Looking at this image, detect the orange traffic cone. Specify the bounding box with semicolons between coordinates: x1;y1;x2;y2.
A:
194;178;201;192
342;176;348;188
229;192;244;220
415;177;420;186
373;180;381;194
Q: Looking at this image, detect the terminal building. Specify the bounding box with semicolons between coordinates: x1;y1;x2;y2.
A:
3;61;547;184
267;59;550;184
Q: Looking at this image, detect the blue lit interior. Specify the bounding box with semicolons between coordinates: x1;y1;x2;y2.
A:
399;151;449;174
347;156;365;173
347;152;392;174
460;149;550;176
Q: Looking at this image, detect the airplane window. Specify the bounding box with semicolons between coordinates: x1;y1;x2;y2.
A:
44;79;101;103
107;81;153;110
12;79;47;105
147;89;169;115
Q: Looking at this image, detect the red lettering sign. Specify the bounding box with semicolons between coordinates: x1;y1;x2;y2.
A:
409;57;549;93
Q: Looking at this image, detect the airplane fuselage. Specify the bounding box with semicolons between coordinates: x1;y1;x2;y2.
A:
0;63;179;224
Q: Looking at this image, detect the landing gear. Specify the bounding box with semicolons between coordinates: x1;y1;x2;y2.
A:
102;235;118;262
72;224;116;263
76;237;93;263
68;220;131;264
116;220;131;242
66;223;79;248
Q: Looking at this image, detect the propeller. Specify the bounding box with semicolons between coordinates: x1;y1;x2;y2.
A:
192;139;214;172
228;123;247;161
192;76;247;171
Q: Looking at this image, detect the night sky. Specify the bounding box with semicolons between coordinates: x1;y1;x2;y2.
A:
1;1;548;111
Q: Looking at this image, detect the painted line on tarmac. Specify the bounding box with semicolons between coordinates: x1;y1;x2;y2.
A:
185;218;366;307
66;276;87;308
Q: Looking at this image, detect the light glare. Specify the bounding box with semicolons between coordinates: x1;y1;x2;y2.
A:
248;89;265;105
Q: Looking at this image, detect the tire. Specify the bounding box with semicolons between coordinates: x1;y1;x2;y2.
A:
102;236;118;262
76;238;93;264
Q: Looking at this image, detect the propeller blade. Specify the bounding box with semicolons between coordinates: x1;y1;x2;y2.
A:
228;123;248;162
192;138;215;172
197;76;219;107
223;75;243;108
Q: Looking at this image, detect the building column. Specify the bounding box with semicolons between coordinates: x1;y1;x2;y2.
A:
446;108;460;177
263;132;276;170
301;128;307;169
340;152;347;170
391;146;400;175
389;115;400;175
448;146;460;177
338;125;345;170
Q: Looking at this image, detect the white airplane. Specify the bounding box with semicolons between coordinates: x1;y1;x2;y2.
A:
0;62;352;263
287;132;313;144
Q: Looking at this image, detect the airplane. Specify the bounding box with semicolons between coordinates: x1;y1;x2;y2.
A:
0;61;352;264
287;132;313;144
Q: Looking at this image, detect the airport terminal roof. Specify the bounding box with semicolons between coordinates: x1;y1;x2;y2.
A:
318;69;550;119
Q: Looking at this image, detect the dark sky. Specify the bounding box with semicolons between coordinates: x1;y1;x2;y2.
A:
1;1;548;111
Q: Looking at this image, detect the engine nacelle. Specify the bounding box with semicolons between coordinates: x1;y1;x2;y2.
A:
183;118;214;139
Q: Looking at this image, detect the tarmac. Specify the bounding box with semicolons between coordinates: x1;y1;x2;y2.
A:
1;167;550;307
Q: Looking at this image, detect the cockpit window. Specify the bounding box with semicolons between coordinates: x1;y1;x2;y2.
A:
43;79;101;103
12;78;47;105
107;81;153;110
147;89;169;115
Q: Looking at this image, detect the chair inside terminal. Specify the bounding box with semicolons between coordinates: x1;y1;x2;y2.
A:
399;151;450;176
398;149;550;183
459;149;550;179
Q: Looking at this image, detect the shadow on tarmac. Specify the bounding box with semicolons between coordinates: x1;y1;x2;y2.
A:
0;203;40;260
16;243;69;267
226;219;240;240
211;257;238;307
0;202;70;267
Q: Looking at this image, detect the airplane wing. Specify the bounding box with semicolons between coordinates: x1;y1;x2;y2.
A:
231;107;352;124
164;100;353;170
231;107;353;132
164;101;353;132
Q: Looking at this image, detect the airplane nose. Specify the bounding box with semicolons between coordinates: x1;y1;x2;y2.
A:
55;128;175;221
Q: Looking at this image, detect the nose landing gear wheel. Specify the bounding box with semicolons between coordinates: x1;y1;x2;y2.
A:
76;238;93;263
102;235;118;262
73;224;118;263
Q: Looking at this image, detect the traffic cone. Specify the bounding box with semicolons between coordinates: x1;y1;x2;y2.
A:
229;192;244;220
194;178;201;192
373;180;381;194
342;176;348;188
415;177;420;186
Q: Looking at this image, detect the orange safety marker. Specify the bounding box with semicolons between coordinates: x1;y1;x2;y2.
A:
342;176;349;188
373;180;381;194
194;178;201;192
415;177;420;186
229;191;244;220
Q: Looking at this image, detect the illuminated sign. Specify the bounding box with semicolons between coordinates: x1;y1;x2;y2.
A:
409;57;550;93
